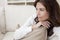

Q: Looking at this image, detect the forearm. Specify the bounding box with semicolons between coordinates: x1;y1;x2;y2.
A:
13;26;32;40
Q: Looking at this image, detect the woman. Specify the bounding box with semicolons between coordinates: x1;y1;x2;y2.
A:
14;0;60;40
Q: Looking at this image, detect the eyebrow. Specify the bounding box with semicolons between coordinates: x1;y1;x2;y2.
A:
36;7;46;10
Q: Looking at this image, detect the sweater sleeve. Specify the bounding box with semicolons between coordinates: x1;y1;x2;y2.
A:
13;14;37;40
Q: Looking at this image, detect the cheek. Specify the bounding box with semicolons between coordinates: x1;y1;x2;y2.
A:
40;12;47;17
37;11;49;21
42;12;49;20
43;13;48;17
37;10;49;19
41;11;49;17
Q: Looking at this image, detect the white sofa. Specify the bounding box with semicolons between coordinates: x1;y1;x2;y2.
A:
0;5;36;40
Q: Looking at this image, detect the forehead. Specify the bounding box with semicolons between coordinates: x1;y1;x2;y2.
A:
36;2;46;9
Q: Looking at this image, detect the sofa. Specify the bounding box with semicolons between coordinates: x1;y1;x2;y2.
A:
0;5;36;40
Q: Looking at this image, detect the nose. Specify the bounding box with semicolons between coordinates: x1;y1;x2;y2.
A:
37;10;40;15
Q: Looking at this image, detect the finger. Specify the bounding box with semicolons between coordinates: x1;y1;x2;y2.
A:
42;22;50;28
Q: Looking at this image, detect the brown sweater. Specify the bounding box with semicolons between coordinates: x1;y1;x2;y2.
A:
20;27;47;40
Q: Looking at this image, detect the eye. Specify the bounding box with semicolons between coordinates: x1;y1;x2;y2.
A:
36;8;46;11
39;8;45;11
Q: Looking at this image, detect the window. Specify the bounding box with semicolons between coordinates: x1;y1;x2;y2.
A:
7;0;35;5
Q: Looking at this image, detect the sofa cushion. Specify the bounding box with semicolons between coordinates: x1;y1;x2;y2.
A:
2;32;14;40
5;5;36;32
0;32;4;40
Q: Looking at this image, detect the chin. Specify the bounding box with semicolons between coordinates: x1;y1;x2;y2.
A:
39;19;47;22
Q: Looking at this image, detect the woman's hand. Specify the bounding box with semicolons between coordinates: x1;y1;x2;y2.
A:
32;21;50;30
41;21;50;28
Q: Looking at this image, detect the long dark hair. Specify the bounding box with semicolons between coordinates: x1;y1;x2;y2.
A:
34;0;60;37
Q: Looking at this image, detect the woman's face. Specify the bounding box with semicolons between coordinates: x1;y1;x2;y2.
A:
36;2;49;22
